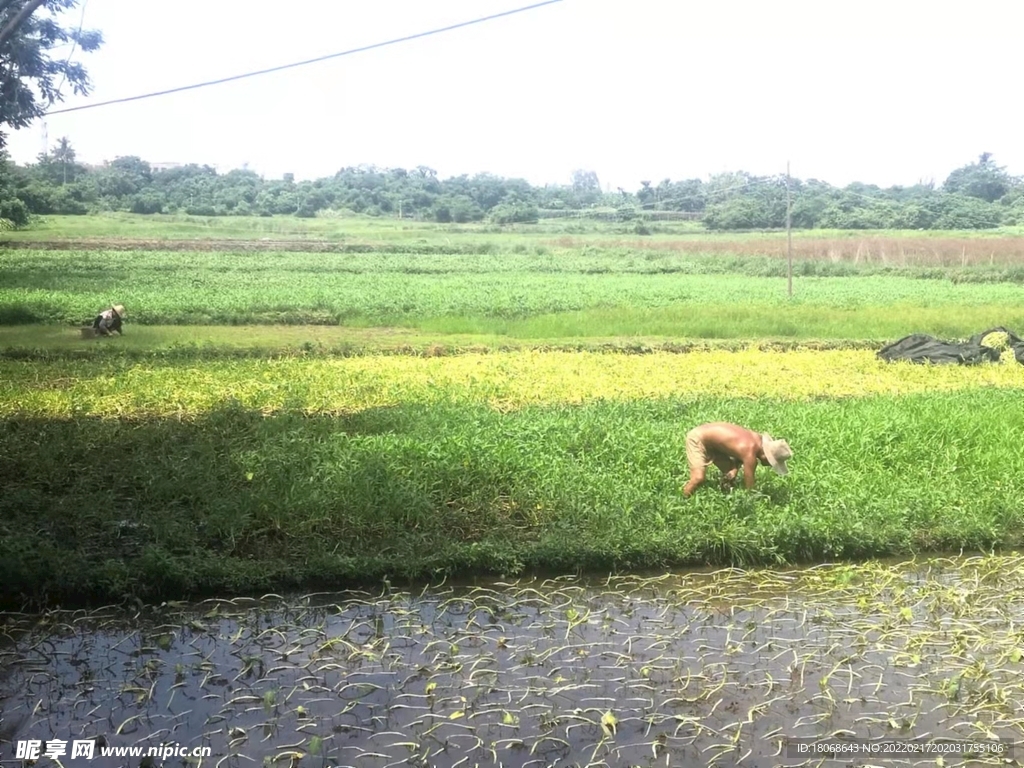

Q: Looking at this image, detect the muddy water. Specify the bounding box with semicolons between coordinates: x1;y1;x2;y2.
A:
3;556;1024;768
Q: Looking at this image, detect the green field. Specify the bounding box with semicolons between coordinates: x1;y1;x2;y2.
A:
3;387;1023;605
2;214;1024;608
4;247;1024;342
6;211;1024;244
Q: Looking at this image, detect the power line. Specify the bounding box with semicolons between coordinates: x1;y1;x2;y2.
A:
43;0;565;117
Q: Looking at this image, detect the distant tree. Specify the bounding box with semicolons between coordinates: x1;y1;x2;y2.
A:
2;143;1019;228
570;169;601;206
53;136;76;183
0;1;103;147
636;180;655;207
943;153;1012;203
0;149;29;224
10;136;85;213
703;197;766;230
650;178;705;212
432;193;482;223
489;200;538;225
571;169;599;192
931;193;1003;229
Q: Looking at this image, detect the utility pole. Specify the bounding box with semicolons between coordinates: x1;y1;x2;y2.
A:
786;161;793;297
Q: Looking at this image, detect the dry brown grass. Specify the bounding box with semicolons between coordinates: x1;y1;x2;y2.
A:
548;236;1024;266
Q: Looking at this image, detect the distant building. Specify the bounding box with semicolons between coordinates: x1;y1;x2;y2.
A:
150;162;184;172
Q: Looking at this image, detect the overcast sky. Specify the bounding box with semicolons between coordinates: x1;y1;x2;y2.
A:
6;0;1024;191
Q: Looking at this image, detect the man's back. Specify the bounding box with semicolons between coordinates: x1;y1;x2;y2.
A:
690;422;761;463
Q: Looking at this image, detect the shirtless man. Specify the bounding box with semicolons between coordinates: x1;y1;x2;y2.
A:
683;422;792;497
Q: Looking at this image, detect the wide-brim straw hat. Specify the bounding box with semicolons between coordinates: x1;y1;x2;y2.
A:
112;304;126;318
761;434;793;475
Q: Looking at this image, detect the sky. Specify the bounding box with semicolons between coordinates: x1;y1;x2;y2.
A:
6;0;1024;192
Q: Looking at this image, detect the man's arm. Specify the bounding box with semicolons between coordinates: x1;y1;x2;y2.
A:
715;459;739;490
742;454;758;490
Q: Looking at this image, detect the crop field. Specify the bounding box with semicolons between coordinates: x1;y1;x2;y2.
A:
5;349;1024;417
4;215;1024;767
6;213;1024;264
4;247;1024;342
2;214;1024;608
4;346;1024;602
3;351;1024;606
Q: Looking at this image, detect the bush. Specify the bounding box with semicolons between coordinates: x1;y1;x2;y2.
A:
0;197;29;227
489;202;539;225
130;194;164;215
932;195;1002;229
704;198;772;230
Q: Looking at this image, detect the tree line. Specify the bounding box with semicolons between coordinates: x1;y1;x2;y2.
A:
1;145;1021;231
0;3;1021;232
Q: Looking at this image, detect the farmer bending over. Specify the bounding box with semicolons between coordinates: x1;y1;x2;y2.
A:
93;304;126;336
683;422;792;497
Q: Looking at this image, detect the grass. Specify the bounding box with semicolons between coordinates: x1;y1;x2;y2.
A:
413;304;1024;341
4;305;1024;360
4;349;1024;417
1;211;480;242
0;323;902;362
5;248;1024;337
5;215;1024;608
549;232;1024;267
0;323;521;357
6;214;1024;268
1;212;708;243
3;389;1024;608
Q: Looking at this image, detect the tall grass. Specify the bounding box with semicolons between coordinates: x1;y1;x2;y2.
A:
3;391;1023;607
550;234;1024;267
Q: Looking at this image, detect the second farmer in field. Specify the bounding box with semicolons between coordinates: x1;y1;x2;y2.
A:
683;422;792;497
93;304;126;336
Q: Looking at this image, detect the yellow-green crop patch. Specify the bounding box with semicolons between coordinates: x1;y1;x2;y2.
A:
3;349;1022;418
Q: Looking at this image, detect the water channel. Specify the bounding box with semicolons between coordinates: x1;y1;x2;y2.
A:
3;554;1024;767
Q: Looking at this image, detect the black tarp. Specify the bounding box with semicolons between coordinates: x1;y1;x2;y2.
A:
877;326;1024;365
